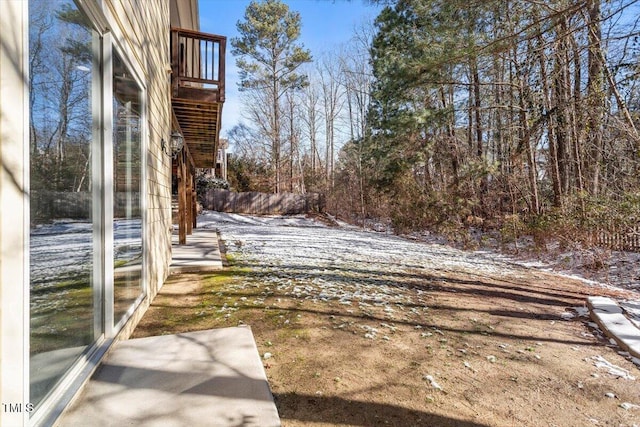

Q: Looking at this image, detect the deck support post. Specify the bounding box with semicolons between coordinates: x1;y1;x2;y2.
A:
186;167;193;236
192;175;197;230
178;150;187;245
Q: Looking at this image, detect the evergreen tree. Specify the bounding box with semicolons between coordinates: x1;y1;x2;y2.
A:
231;0;312;193
364;0;640;237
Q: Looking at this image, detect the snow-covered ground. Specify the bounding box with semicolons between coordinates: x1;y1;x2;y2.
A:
198;211;640;328
28;211;638;325
402;226;640;293
200;211;539;284
30;219;142;290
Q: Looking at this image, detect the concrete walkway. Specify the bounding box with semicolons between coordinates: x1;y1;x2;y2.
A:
170;227;223;274
588;296;640;359
56;327;281;427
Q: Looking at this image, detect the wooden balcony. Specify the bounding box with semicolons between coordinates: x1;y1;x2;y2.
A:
171;27;226;168
171;28;226;244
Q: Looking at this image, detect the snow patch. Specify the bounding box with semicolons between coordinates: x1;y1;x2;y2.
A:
591;355;636;380
423;374;443;391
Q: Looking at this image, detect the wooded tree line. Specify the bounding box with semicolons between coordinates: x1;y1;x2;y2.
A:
228;0;373;200
356;0;640;239
229;0;640;242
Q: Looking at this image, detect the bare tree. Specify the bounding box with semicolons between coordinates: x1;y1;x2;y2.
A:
318;53;344;190
299;69;323;186
338;23;375;224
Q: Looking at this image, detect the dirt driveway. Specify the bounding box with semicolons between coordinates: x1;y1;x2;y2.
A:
133;212;640;427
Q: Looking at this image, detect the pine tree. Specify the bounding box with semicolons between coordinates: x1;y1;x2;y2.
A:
231;0;311;193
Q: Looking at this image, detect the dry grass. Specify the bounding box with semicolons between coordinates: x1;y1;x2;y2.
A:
132;255;640;427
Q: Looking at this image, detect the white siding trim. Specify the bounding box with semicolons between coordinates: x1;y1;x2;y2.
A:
0;1;29;425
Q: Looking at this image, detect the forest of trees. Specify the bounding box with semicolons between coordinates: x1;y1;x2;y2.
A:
228;0;640;245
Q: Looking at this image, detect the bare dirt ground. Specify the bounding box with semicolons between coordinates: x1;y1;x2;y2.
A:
132;213;640;427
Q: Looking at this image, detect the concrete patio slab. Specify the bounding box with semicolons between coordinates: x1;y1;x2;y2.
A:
57;327;280;427
587;296;640;359
170;228;223;274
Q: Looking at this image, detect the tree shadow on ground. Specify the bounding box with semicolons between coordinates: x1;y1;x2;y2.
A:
274;392;491;427
244;261;587;308
140;266;599;347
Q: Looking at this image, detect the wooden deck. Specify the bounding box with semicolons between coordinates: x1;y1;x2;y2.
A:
171;28;225;169
170;27;226;245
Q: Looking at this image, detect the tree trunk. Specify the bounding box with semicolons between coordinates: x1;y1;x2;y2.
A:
537;26;562;206
569;31;585;200
272;74;281;194
585;0;605;196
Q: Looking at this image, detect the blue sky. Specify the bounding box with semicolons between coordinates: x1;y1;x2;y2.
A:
198;0;382;137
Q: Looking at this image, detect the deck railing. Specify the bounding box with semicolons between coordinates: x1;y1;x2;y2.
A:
171;28;226;102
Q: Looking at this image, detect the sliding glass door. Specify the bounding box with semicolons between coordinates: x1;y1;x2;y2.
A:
28;0;146;415
29;0;101;408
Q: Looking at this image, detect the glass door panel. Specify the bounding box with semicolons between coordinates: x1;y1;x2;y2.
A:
112;51;144;324
28;0;101;407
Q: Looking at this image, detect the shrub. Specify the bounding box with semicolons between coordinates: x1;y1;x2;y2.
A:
196;175;230;202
